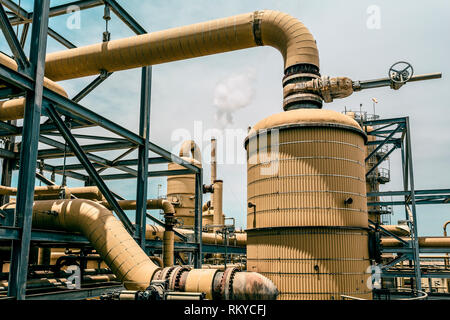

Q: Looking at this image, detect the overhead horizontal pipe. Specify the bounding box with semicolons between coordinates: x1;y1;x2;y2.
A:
0;53;68;120
1;10;321;122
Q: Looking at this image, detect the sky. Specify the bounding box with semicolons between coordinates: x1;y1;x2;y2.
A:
1;0;449;235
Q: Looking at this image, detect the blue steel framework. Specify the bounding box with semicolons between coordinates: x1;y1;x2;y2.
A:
0;0;222;300
363;117;450;292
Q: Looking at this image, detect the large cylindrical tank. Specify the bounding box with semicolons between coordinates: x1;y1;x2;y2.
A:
244;109;372;300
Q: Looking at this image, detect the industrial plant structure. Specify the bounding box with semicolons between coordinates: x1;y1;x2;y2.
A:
0;0;448;301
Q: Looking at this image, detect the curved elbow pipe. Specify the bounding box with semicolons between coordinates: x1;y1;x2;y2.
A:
0;11;321;122
2;199;159;290
1;199;270;298
179;140;202;163
0;53;68;121
43;10;320;110
44;10;319;81
444;220;450;237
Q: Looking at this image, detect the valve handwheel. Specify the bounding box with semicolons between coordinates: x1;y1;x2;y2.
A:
389;61;414;84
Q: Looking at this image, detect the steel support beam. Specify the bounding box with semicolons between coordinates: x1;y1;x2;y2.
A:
135;66;151;248
104;0;146;35
71;72;112;103
405;117;422;291
7;0;50;300
40;162;88;181
365;123;403;163
37;139;135;160
0;121;16;205
48;27;76;49
7;0;104;25
101;169;193;180
0;1;29;70
45;104;135;234
366;144;398;177
193;171;203;268
51;157;168;172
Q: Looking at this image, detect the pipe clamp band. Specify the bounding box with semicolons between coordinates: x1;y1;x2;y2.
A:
252;11;263;46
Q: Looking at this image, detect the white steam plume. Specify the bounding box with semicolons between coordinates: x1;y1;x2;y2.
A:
213;68;256;128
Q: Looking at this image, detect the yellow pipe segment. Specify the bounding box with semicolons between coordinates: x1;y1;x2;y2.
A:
0;200;268;298
212;180;223;232
163;230;175;267
0;11;319;121
382;237;450;248
0;185;104;201
145;224;247;247
0;53;68;121
2;199;158;290
44;10;319;81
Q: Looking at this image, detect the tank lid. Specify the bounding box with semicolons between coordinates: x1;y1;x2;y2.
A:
245;109;366;142
250;109;362;133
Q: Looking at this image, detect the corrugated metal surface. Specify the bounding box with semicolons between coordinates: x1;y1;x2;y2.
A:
247;127;368;229
247;228;372;300
167;158;201;228
245;110;372;300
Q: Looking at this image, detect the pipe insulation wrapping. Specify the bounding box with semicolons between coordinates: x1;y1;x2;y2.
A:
0;53;68;121
43;10;319;81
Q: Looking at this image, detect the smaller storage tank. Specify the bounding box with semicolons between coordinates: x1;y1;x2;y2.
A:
167;141;202;229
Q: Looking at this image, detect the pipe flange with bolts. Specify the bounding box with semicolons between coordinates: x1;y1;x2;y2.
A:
220;267;239;300
169;266;190;291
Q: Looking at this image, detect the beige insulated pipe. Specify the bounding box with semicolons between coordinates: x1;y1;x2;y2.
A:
145;224;247;247
2;199;158;290
44;10;319;81
100;198;174;213
210;138;217;205
163;229;175;267
0;185;104;201
179;140;202;163
212;180;223;232
1;200;275;298
0;53;68;121
99;198;177;267
382;237;450;248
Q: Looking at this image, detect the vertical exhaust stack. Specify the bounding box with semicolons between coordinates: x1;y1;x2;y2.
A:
211;138;217;194
212;180;223;232
210;138;224;231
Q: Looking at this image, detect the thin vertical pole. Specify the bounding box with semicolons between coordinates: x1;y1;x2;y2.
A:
135;66;151;248
194;170;203;268
405;117;422;291
8;0;50;300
